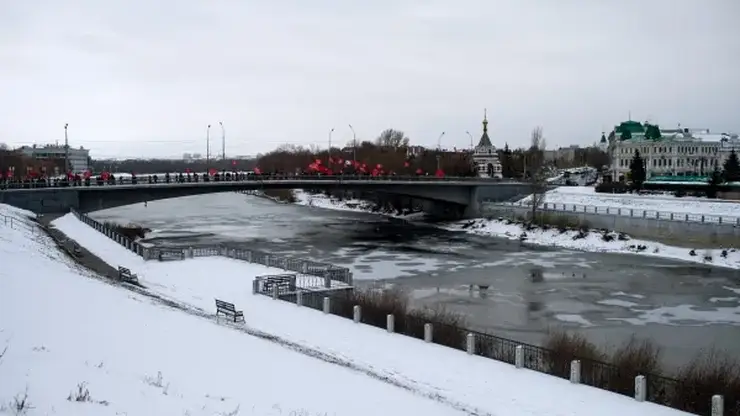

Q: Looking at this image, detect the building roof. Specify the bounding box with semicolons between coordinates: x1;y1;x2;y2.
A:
615;120;645;135
476;110;493;148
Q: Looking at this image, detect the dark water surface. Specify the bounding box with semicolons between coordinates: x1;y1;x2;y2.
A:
90;192;740;368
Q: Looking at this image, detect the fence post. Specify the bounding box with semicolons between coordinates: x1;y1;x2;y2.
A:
246;250;252;262
353;305;361;323
569;360;581;384
296;291;303;307
515;345;524;368
423;323;433;343
272;284;279;300
252;279;258;295
265;255;270;265
347;271;354;286
712;395;724;416
386;314;395;333
188;247;194;258
322;297;330;314
220;246;227;256
324;275;331;289
630;209;634;217
634;375;646;402
301;261;308;274
466;333;475;355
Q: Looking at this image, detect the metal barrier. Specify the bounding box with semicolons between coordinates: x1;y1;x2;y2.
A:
491;200;740;226
253;283;733;416
0;174;521;190
70;209;353;286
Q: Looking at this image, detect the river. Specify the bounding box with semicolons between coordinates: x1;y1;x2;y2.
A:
88;192;740;369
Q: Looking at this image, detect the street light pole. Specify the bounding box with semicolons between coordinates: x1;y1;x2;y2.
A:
437;131;446;151
465;131;474;150
206;124;211;169
328;127;335;160
219;121;225;161
64;123;69;173
348;124;357;163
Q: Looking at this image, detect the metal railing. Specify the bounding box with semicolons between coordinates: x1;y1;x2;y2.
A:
0;174;526;191
253;285;733;416
0;213;38;233
70;209;353;286
490;200;740;226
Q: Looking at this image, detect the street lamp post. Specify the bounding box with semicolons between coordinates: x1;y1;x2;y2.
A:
206;124;211;170
437;131;446;151
348;124;357;163
328;127;335;160
465;131;474;150
64;123;69;174
219;121;225;161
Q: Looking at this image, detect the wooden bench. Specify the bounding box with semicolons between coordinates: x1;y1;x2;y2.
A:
117;266;139;284
157;249;184;261
215;299;244;323
261;274;296;295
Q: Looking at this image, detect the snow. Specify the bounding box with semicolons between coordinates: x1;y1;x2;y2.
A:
0;204;691;415
290;190;740;270
516;186;740;222
1;207;461;416
442;218;740;269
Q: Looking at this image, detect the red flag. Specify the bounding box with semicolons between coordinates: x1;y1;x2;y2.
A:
435;169;445;178
185;168;192;174
254;167;262;175
416;168;423;175
404;161;410;168
208;168;217;176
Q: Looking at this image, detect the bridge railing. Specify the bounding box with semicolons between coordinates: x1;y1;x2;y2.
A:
0;174;520;190
69;209;354;286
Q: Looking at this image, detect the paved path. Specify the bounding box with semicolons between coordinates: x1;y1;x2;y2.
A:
37;213;122;282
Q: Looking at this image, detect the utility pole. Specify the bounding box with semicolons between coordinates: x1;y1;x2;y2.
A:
219;121;225;160
64;123;69;173
348;124;357;163
328;127;334;160
206;124;211;169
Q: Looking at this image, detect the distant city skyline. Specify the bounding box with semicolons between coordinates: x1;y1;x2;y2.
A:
2;0;738;159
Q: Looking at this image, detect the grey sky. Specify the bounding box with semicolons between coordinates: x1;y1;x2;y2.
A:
1;0;738;159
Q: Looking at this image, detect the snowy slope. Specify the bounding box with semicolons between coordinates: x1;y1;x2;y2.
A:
45;209;692;416
0;206;468;416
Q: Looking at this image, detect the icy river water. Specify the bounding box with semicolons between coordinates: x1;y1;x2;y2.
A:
89;192;740;369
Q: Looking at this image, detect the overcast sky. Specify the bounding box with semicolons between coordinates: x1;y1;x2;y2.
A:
1;0;738;159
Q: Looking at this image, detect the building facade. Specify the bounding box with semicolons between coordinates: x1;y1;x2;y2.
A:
473;111;503;178
608;120;739;181
18;144;91;174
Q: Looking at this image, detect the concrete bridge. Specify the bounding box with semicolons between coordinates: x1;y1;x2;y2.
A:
0;176;532;218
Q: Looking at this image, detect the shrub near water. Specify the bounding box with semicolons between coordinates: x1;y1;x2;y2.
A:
542;331;739;415
336;289;468;349
102;221;150;240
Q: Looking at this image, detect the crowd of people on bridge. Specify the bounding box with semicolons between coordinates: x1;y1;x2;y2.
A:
0;156;449;190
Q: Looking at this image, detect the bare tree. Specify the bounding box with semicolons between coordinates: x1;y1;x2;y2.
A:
0;142;8;151
375;129;410;149
528;126;548;222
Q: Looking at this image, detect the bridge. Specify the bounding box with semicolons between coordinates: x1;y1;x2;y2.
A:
0;175;532;218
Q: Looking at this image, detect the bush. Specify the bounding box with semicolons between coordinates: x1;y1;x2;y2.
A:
608;336;663;396
595;182;630;193
542;331;607;380
671;350;740;415
102;221;150;240
340;288;468;350
262;189;296;203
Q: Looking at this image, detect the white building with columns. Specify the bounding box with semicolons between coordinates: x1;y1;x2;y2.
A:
608;120;739;181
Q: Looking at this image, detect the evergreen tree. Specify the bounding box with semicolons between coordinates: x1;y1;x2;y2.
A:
707;166;723;199
644;124;662;141
629;150;646;190
722;150;740;182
